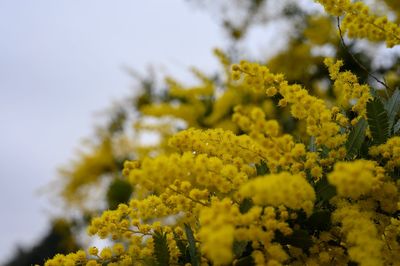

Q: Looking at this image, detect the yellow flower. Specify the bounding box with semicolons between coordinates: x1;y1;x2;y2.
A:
328;160;384;199
240;172;316;215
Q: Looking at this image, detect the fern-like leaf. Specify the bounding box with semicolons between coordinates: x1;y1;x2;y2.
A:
367;98;389;145
346;118;367;159
385;88;400;132
184;224;199;266
153;231;170;266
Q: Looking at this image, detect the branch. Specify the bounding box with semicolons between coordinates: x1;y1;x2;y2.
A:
336;16;391;92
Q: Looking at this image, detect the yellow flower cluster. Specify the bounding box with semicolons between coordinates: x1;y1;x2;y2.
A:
141;102;205;127
324;58;372;122
202;88;241;128
328;160;384;199
233;106;311;174
383;218;400;262
198;197;292;265
125;151;251;194
60;139;116;204
232;106;280;138
84;201;185;264
44;245;132;266
316;0;400;47
140;74;216;127
303;16;337;45
87;203;133;240
198;198;236;265
231;61;347;149
168;127;265;165
371;181;399;213
315;0;350;17
369;136;400;170
333;203;384;266
239;172;316;216
166;77;214;101
304;233;349;265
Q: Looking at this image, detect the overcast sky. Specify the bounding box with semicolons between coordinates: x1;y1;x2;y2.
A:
0;0;227;262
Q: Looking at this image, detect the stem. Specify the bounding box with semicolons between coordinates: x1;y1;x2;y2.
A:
168;185;209;207
336;16;391;92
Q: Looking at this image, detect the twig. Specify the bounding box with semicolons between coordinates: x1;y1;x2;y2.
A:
336;17;391;92
168;185;209;207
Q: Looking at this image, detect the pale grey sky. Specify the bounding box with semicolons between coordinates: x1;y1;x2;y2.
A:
0;0;225;262
1;0;394;264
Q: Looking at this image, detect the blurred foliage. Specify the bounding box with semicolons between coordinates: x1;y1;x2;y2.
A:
4;219;80;266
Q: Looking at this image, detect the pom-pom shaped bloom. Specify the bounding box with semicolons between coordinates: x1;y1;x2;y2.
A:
328;160;384;199
240;172;316;215
369;137;400;170
199;198;239;265
333;203;384;266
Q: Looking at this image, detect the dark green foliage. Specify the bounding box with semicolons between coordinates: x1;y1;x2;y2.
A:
234;255;255;266
239;198;254;214
106;178;133;209
184;224;200;266
233;241;248;258
153;231;171;266
315;177;337;202
308;136;317;152
358;138;373;159
255;160;269;175
142;257;158;266
385;88;400;132
4;220;80;266
394;119;400;134
174;233;191;265
108;109;127;134
308;210;331;231
346;118;368;159
367;98;389;145
275;229;313;252
320;145;330;158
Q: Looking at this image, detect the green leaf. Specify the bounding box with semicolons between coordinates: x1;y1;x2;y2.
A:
394;119;400;134
308;136;316;152
234;255;255;266
255;160;269;175
153;231;170;266
276;229;313;251
367;98;389;145
233;241;248;258
184;224;199;266
108;109;127;133
385;88;400;131
315;177;336;202
106;178;133;210
239;198;253;214
369;86;378;97
345;118;367;159
174;233;190;264
308;210;331;231
320;145;330;158
142;257;157;266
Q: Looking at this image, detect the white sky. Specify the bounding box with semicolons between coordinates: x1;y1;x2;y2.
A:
0;0;225;262
3;0;400;264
